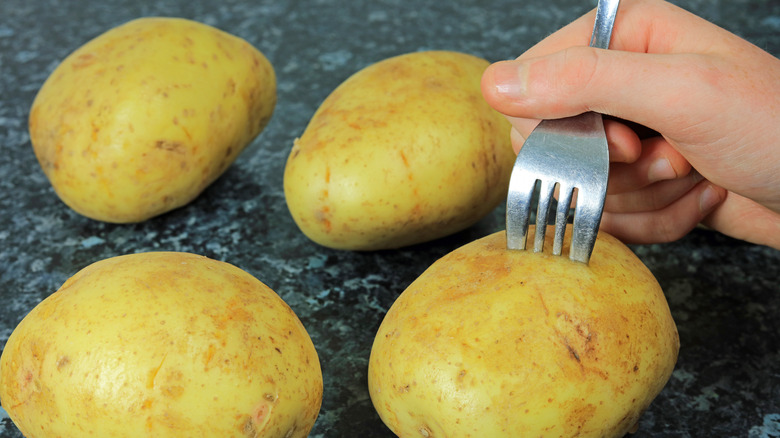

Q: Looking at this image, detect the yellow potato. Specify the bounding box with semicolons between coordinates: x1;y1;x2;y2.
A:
368;226;679;437
0;252;322;438
29;17;276;223
283;50;514;250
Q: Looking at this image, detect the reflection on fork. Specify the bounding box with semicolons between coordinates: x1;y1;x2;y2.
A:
506;112;609;263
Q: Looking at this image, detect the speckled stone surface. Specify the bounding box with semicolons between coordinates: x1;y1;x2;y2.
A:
1;0;779;437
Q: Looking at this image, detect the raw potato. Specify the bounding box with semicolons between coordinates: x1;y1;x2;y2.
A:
368;226;679;437
284;51;515;250
29;17;276;223
0;252;322;438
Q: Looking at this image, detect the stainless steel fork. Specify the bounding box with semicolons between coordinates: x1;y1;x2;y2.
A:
506;0;619;263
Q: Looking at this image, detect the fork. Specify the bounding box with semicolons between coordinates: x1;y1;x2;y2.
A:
506;0;619;263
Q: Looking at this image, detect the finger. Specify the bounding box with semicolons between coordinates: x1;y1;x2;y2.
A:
483;49;724;126
508;120;535;153
607;136;691;194
508;126;523;154
515;0;731;60
481;0;740;121
603;118;642;163
605;170;704;213
518;1;734;65
599;180;725;244
701;193;780;250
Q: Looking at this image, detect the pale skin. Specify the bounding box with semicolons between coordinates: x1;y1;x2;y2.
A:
481;0;780;249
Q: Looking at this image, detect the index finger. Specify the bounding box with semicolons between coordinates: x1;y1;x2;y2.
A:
517;0;733;60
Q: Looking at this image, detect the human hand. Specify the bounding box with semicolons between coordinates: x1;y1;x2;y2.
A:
481;0;780;249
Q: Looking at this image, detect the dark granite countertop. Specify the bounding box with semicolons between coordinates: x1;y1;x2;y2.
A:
2;0;779;437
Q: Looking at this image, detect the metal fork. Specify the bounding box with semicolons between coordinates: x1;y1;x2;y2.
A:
506;0;619;263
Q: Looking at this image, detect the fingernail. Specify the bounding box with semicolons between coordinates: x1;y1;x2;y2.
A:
647;158;677;182
492;62;527;99
699;184;724;213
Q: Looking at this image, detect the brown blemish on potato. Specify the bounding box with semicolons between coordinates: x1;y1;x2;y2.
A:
562;402;597;435
418;425;432;437
315;208;332;233
162;385;184;400
564;342;581;362
554;311;593;365
537;292;550;316
146;354;167;389
90;122;100;141
206;296;257;332
399;150;410;167
21;370;34;391
254;404;269;423
241;395;278;438
71;53;97;69
155;139;185;153
161;369;185;399
241;415;258;437
226;78;237;96
56;355;70;371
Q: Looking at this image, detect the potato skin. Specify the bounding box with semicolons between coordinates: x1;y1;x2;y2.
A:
368;226;679;437
283;51;514;250
0;252;322;438
29;17;276;223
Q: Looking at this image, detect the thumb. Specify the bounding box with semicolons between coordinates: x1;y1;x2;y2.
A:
481;47;724;134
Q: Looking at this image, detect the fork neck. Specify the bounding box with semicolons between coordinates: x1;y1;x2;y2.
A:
589;0;620;49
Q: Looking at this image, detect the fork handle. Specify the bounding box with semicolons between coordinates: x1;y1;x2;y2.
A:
590;0;620;49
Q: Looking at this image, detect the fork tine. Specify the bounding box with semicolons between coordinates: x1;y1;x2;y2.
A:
533;179;556;253
553;183;575;256
506;175;537;250
569;189;605;263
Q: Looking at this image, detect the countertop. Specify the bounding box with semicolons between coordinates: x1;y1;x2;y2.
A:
1;0;779;437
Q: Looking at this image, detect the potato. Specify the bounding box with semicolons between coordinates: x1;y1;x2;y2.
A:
368;226;679;437
29;17;276;223
283;50;514;250
0;252;322;438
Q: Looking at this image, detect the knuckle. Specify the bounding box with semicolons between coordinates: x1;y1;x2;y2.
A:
654;214;693;243
556;47;602;109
